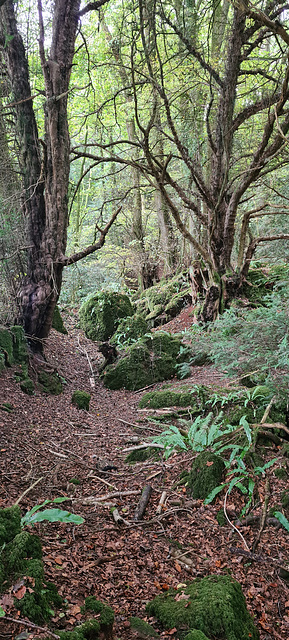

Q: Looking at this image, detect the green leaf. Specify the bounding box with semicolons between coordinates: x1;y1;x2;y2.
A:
0;605;5;617
21;508;84;526
274;511;289;532
239;416;252;445
204;484;226;504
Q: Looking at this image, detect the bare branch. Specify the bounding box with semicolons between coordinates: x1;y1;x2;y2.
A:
62;207;121;266
79;0;110;17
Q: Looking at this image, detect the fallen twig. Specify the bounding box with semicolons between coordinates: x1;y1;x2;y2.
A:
82;490;139;504
122;443;164;453
15;476;44;505
253;478;270;552
224;482;250;551
2;615;60;639
77;335;96;388
111;507;130;526
134;485;152;521
156;491;167;515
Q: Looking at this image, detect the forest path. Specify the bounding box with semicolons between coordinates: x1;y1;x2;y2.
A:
0;319;288;640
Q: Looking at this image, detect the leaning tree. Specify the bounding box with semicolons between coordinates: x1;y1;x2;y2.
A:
72;0;289;320
0;0;117;350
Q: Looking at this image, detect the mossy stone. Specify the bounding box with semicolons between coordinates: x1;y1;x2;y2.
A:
103;343;152;390
20;378;35;395
57;619;101;639
0;352;5;372
130;617;159;637
82;596;114;627
0;505;21;547
216;509;227;527
125;447;161;463
111;313;148;346
79;291;133;341
282;491;289;510
182;452;225;500
135;273;191;326
72;390;91;410
52;305;68;335
0;327;14;365
103;332;192;391
183;632;210;640
10;326;28;364
146;574;259;640
5;531;42;574
38;370;63;395
139;389;198;410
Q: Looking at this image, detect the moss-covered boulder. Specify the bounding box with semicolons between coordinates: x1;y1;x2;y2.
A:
72;390;91;410
0;508;62;624
38;370;63;395
139;388;198;410
103;332;192;391
130;617;159;637
111;313;148;346
79;291;133;341
181;451;225;500
0;505;21;547
52;305;68;334
135;272;191;326
20;378;35;395
0;326;28;368
146;575;259;640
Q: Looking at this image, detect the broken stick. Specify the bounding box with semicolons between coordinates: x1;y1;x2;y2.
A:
134;484;152;521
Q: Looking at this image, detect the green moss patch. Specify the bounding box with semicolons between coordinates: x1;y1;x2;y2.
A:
52;305;68;334
181;452;225;500
72;390;91;410
0;507;62;624
130;617;159;637
139;388;198;410
146;575;259;640
125;447;161;463
103;332;192;391
20;378;35;395
79;291;133;341
38;370;63;395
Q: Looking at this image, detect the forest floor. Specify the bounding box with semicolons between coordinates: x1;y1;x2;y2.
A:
1;305;289;640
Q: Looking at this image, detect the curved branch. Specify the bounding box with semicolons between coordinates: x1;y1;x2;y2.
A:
79;0;110;17
62;206;121;266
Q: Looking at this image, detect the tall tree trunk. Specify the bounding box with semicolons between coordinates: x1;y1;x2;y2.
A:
0;0;80;348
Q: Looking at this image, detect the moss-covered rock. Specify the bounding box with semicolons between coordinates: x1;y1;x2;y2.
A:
52;305;68;334
38;370;63;395
103;332;191;391
20;378;35;395
135;273;191;327
0;510;62;624
183;632;210;640
139;388;198;410
125;447;161;463
0;327;14;365
130;617;159;637
110;313;148;346
0;326;28;370
181;452;225;500
79;291;133;341
72;390;91;410
57;619;102;640
146;575;259;640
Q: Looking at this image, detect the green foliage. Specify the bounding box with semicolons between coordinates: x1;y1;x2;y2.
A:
79;291;133;341
21;497;84;528
274;511;289;533
197;294;289;397
72;390;91;410
146;575;259;639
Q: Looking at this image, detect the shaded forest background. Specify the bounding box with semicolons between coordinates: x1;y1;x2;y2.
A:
1;0;289;336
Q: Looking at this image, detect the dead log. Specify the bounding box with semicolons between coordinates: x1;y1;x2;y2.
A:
134;485;152;521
